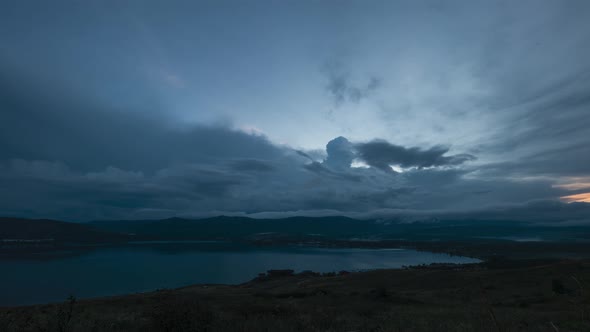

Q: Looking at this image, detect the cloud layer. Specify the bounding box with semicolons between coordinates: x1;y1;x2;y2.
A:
0;75;579;221
355;140;476;172
1;0;589;221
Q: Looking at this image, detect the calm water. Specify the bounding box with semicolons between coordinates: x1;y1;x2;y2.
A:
0;243;479;306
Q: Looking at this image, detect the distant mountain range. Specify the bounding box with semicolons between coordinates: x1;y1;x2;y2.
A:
2;216;590;247
0;217;129;244
88;216;590;243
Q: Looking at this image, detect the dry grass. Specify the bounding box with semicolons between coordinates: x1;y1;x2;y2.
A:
1;260;590;331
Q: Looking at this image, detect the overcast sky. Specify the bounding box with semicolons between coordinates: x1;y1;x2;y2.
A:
1;0;590;221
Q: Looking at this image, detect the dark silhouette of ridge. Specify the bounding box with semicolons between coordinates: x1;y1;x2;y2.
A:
0;217;129;244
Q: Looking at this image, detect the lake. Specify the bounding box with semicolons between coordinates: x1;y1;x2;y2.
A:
0;243;479;306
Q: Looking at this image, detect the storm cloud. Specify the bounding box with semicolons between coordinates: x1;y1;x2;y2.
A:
355;140;476;172
323;60;382;106
1;0;589;221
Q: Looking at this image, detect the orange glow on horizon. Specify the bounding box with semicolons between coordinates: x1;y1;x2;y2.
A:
554;182;590;190
560;192;590;203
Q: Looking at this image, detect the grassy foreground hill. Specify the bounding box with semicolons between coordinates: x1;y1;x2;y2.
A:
1;260;589;332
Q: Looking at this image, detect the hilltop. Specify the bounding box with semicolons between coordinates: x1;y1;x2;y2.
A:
1;259;589;331
0;217;129;252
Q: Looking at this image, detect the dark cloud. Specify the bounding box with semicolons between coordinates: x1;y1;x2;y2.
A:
324;136;354;170
303;161;361;182
0;72;571;221
355;140;476;172
294;150;315;162
0;147;575;221
0;73;283;173
229;159;275;172
323;60;381;106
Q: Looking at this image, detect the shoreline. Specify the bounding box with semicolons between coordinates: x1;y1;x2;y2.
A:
2;259;588;331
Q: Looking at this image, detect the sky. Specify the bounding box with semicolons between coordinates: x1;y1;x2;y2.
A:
1;0;590;222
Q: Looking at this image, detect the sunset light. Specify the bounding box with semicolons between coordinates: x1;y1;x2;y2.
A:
560;192;590;203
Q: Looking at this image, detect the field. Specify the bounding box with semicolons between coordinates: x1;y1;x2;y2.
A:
1;260;589;332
